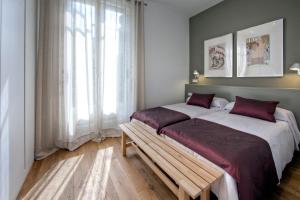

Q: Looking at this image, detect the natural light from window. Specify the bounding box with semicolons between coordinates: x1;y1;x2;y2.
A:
102;9;122;116
66;3;122;122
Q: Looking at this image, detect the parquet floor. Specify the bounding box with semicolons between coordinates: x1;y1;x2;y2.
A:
17;138;300;200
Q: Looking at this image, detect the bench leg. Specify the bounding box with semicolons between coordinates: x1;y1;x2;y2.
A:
178;186;189;200
201;187;210;200
121;131;127;157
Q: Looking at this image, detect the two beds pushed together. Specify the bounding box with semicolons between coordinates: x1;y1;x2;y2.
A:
120;99;300;200
120;120;223;200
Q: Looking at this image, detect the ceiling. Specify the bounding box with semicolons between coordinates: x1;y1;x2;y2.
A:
150;0;224;17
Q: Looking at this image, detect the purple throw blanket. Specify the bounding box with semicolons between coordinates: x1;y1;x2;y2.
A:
160;118;278;200
130;107;190;132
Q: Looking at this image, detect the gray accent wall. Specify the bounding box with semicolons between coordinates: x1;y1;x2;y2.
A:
190;0;300;88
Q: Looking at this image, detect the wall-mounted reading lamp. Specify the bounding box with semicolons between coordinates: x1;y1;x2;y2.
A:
290;63;300;75
192;70;200;83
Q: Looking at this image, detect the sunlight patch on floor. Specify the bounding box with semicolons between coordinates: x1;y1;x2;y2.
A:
21;154;83;200
76;147;113;200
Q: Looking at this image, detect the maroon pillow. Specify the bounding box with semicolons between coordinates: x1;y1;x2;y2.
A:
230;96;279;122
187;93;215;108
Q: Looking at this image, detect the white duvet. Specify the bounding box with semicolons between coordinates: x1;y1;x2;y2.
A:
165;110;300;200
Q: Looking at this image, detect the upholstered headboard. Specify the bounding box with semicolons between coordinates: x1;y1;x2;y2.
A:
185;84;300;128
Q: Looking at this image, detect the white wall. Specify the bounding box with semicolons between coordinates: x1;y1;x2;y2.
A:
0;0;36;199
25;0;36;177
145;0;189;108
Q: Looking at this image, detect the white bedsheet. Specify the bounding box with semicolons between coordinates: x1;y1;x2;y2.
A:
164;110;300;200
162;103;221;118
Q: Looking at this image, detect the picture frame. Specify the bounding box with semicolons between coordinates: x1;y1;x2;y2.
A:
204;33;233;77
237;19;283;77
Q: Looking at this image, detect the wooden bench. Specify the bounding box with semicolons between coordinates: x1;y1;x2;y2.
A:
120;121;223;200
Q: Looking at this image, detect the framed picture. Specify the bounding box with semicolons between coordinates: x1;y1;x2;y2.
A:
237;19;283;77
204;33;233;77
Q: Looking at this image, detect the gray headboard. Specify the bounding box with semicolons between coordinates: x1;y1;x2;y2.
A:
185;84;300;128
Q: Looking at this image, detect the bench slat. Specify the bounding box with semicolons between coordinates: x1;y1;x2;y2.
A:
127;123;210;189
120;124;201;198
133;143;179;195
134;120;223;178
131;122;217;183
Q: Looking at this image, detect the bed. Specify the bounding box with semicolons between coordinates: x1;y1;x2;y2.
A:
162;109;300;200
128;85;300;200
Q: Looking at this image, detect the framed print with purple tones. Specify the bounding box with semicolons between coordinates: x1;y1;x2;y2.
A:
237;19;283;77
204;33;233;77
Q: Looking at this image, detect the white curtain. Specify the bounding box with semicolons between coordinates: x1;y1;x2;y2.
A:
35;0;145;160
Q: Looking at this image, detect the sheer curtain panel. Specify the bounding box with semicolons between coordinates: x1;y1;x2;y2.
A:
35;0;145;160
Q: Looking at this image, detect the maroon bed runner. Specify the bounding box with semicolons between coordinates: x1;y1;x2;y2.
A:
130;107;190;132
160;118;278;200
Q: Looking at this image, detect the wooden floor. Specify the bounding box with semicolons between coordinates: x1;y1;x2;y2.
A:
18;138;300;200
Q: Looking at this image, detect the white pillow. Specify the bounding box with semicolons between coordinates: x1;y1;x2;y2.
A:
211;97;229;109
274;107;295;122
224;102;235;110
186;96;229;109
186;96;191;102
